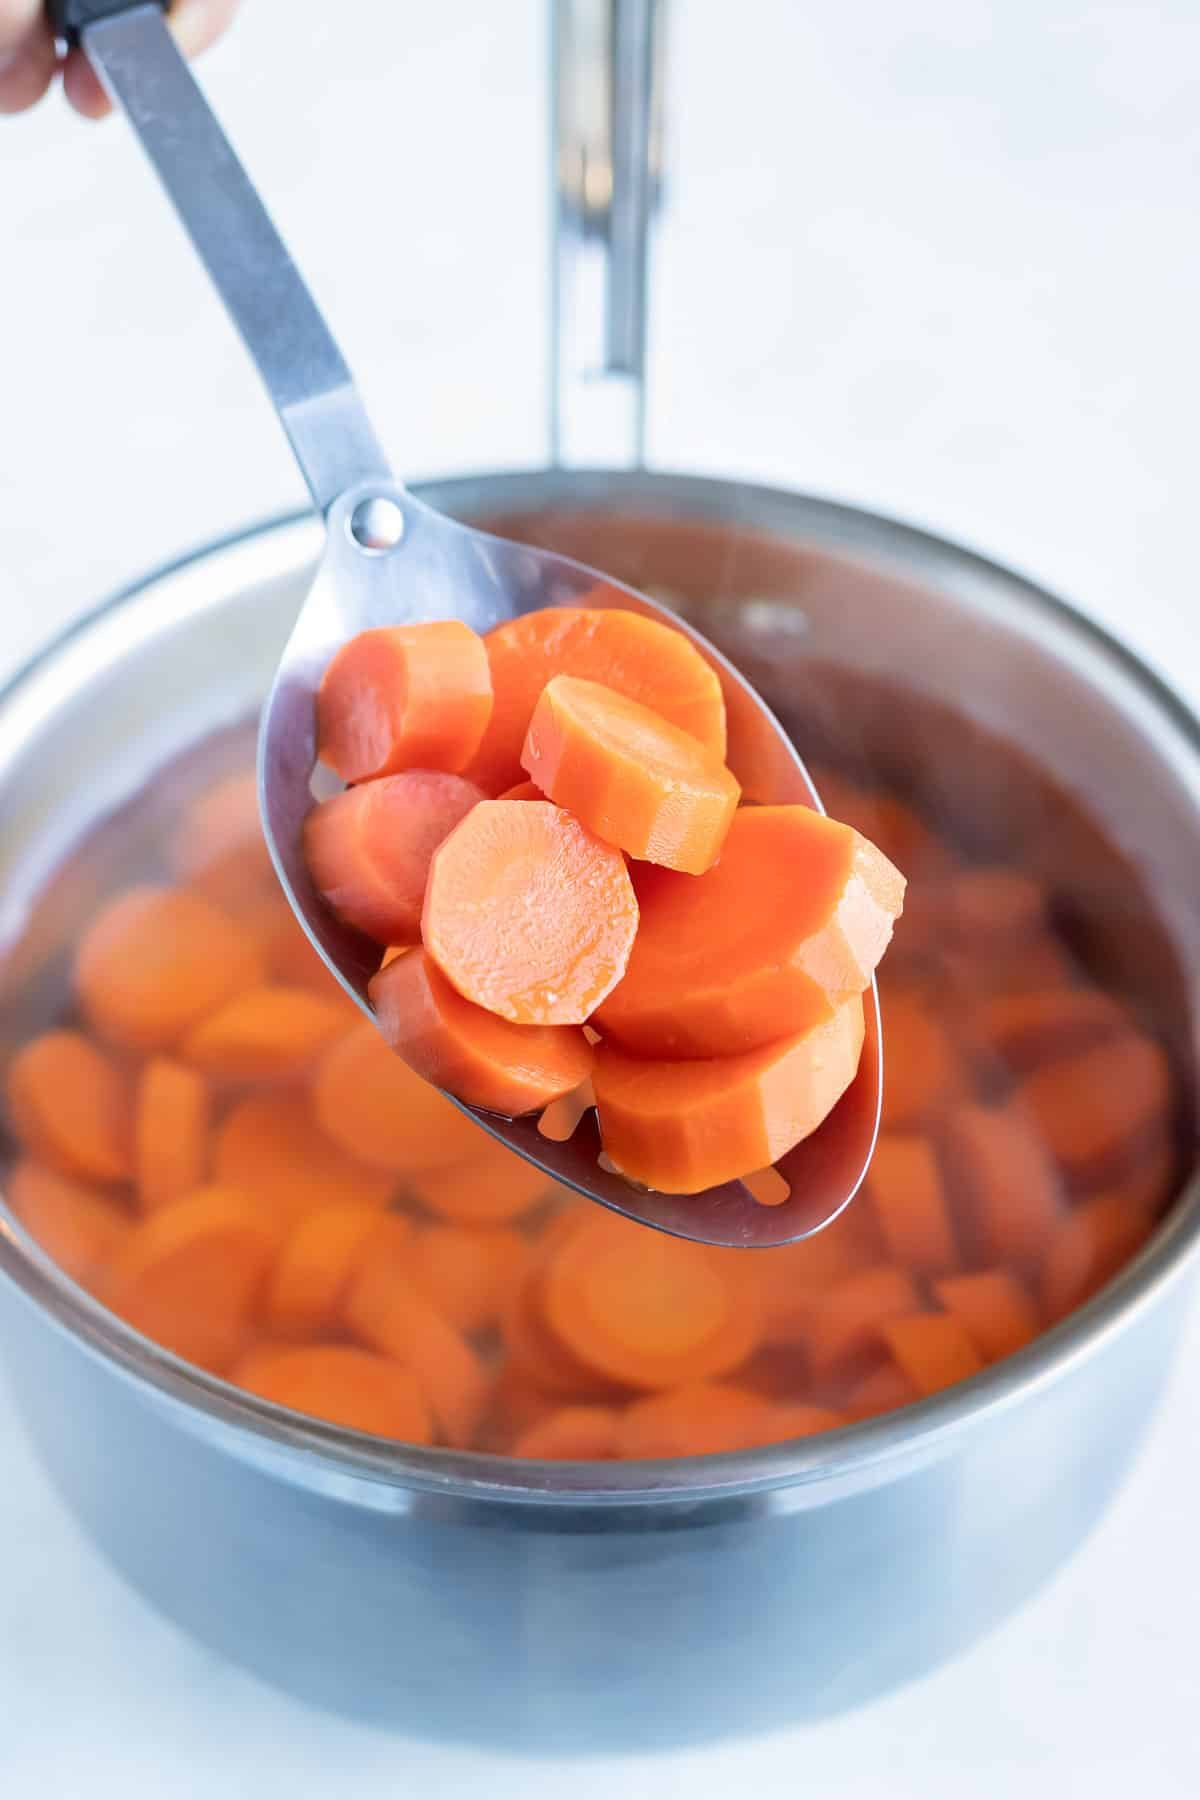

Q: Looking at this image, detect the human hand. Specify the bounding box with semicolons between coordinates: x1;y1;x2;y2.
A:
0;0;238;117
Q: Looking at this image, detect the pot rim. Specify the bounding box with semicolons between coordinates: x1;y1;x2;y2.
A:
2;468;1198;1507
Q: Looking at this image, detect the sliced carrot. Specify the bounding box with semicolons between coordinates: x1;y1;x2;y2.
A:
5;1029;133;1183
972;986;1128;1073
596;807;904;1058
1088;1140;1177;1217
939;1102;1063;1262
244;890;349;1002
215;1090;394;1228
134;1057;210;1213
232;1343;434;1443
422;800;638;1026
616;1382;781;1458
463;604;727;796
512;1405;622;1460
1018;1032;1172;1187
262;1204;400;1338
316;621;493;782
757;1202;883;1348
501;1266;625;1399
802;1266;921;1379
497;780;543;802
808;771;956;877
879;992;963;1128
105;1185;281;1373
933;1270;1039;1362
930;936;1077;1006
521;675;740;875
541;1211;761;1390
479;1364;558;1449
407;1223;531;1333
767;1403;847;1440
312;1021;485;1174
179;986;350;1081
303;770;484;947
844;1360;921;1420
866;1132;959;1275
170;771;274;911
592;996;865;1194
1039;1195;1155;1323
75;884;266;1052
879;1314;984;1396
6;1159;133;1286
939;869;1047;947
407;1141;553;1224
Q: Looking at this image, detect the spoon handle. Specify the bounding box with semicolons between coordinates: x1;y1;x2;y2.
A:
53;0;392;512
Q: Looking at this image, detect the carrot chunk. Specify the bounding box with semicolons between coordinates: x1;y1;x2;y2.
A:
6;1159;133;1286
407;1141;553;1224
170;771;274;910
312;1021;486;1173
501;1266;625;1399
407;1223;531;1333
866;1132;959;1275
1039;1195;1155;1323
879;991;963;1128
1018;1032;1172;1187
757;1202;883;1347
939;1102;1064;1262
596;807;904;1057
134;1057;210;1212
75;885;266;1052
844;1360;922;1420
370;949;594;1116
879;1314;984;1395
422;800;637;1026
215;1090;394;1227
616;1382;782;1458
316;621;493;782
263;1204;400;1337
512;1404;622;1460
464;604;726;796
180;986;350;1080
303;770;484;947
6;1029;133;1183
933;1270;1039;1361
592;996;865;1194
521;675;740;874
232;1344;433;1443
802;1266;922;1378
972;986;1128;1073
497;779;543;801
938;869;1047;947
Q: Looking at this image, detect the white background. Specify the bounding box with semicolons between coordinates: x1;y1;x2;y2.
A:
1;0;1198;1791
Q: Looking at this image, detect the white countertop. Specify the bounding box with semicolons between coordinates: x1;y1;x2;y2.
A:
1;1;1198;1791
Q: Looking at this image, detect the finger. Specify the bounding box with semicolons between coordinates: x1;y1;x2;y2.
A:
0;16;56;114
63;0;239;120
0;0;41;54
62;43;110;117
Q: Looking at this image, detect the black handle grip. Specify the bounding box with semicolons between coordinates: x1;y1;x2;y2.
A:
47;0;166;46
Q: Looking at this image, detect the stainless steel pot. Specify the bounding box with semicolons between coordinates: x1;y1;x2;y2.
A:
1;469;1198;1753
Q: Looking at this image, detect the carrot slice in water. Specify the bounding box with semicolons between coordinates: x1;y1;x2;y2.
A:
616;1382;783;1458
598;807;905;1058
303;770;484;947
933;1270;1039;1362
263;1204;401;1338
75;885;266;1052
180;986;351;1080
866;1132;959;1275
6;1159;133;1285
232;1343;434;1443
6;1029;133;1183
802;1266;921;1379
1018;1033;1172;1187
170;771;274;911
316;621;493;782
879;1314;984;1396
243;890;349;1003
807;770;956;878
422;800;638;1026
215;1090;394;1227
756;1203;882;1348
973;986;1128;1073
879;992;963;1128
939;1102;1064;1262
134;1057;210;1212
1038;1195;1154;1323
512;1404;622;1460
407;1223;531;1333
407;1141;553;1224
939;869;1047;948
501;1267;625;1400
464;604;727;796
521;675;739;874
592;996;864;1195
312;1021;485;1174
844;1360;921;1420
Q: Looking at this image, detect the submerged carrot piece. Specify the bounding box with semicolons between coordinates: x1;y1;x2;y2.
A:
312;1021;485;1174
939;1102;1063;1262
512;1405;622;1460
75;885;266;1052
802;1266;921;1378
933;1270;1039;1362
844;1360;921;1420
592;996;865;1195
422;800;637;1026
215;1090;394;1227
407;1223;531;1333
1039;1195;1155;1323
879;992;963;1128
756;1202;883;1348
808;770;956;878
596;807;904;1058
232;1344;434;1443
6;1029;133;1184
134;1057;210;1212
464;604;727;796
263;1204;399;1338
521;675;740;874
303;770;484;947
501;1268;625;1400
244;890;349;1002
6;1159;132;1286
866;1132;958;1275
316;621;493;782
180;986;350;1080
370;949;594;1116
616;1383;782;1458
879;1314;984;1396
973;986;1128;1073
1018;1032;1172;1187
939;869;1047;947
408;1141;553;1224
170;771;274;910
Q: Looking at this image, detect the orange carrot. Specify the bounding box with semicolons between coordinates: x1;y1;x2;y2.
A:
802;1266;921;1379
766;1403;847;1441
933;1270;1039;1362
6;1159;133;1286
808;770;958;878
512;1405;622;1460
540;1211;760;1390
879;992;963;1128
5;1029;133;1183
170;771;274;911
232;1343;433;1443
757;1202;883;1348
1018;1032;1172;1187
316;621;493;782
464;604;727;796
215;1090;394;1227
245;890;350;1002
866;1132;959;1275
497;780;543;801
844;1360;921;1420
592;996;865;1194
972;986;1128;1073
1039;1195;1155;1324
501;1266;625;1400
939;1102;1063;1262
596;807;904;1057
1087;1140;1176;1218
422;799;638;1026
479;1364;558;1449
312;1021;486;1174
263;1204;399;1338
879;1314;984;1396
615;1382;782;1458
303;770;484;947
407;1223;531;1333
134;1057;210;1212
407;1141;554;1224
74;884;266;1052
521;675;740;874
939;868;1047;947
180;986;350;1080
